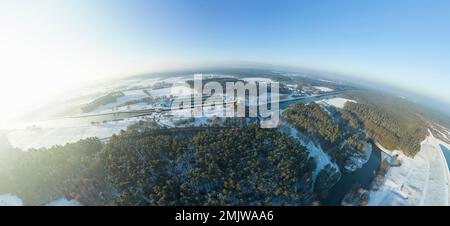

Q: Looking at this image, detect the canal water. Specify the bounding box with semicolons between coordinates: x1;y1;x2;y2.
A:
439;144;450;171
322;144;382;205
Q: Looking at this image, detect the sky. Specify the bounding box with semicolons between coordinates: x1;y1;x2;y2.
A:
1;0;450;126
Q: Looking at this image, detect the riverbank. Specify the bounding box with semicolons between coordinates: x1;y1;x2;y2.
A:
367;130;450;206
321;143;381;205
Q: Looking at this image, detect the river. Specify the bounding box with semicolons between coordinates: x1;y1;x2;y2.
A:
322;144;382;205
280;96;382;206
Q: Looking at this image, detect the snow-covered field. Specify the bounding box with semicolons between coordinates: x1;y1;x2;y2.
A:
149;85;194;97
318;79;339;84
316;97;357;109
368;131;450;206
242;77;274;83
0;194;22;206
88;85;196;114
90;89;150;113
7;119;137;150
6;79;200;149
314;86;334;92
0;195;80;206
46;198;80;206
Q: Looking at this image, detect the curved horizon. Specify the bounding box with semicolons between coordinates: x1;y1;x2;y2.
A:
1;0;450;126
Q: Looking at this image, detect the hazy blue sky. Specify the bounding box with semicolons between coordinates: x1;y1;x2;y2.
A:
1;0;450;123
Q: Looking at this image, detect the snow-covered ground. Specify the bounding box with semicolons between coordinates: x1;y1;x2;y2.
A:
46;198;80;206
286;84;298;89
241;77;274;83
280;123;340;181
317;79;339;84
316;97;357;109
7;82;224;149
7;119;138;150
314;86;334;92
150;85;194;97
345;142;373;172
437;129;449;140
87;85;196;114
124;76;189;89
0;194;23;206
157;102;226;128
0;195;80;206
368;131;450;206
7;79;196;149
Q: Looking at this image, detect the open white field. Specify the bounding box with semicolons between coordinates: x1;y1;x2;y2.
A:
0;194;22;206
314;86;334;92
316;97;357;109
368;131;449;206
7;121;132;150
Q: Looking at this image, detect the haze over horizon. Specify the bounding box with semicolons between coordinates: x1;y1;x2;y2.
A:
1;0;450;126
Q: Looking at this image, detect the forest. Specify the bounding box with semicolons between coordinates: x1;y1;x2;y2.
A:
0;124;324;206
102;125;317;205
81;91;125;113
282;102;373;172
343;91;428;157
0;90;434;205
282;91;430;158
0;138;104;205
282;103;346;164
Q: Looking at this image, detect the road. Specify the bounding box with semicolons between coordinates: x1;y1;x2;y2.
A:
55;90;349;121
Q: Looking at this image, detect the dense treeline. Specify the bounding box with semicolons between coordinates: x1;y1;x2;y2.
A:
343;92;428;156
283;91;430;158
282;92;428;159
103;125;318;205
0;124;324;206
0;138;103;205
290;76;353;91
283;103;341;145
81;92;124;113
282;103;372;171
